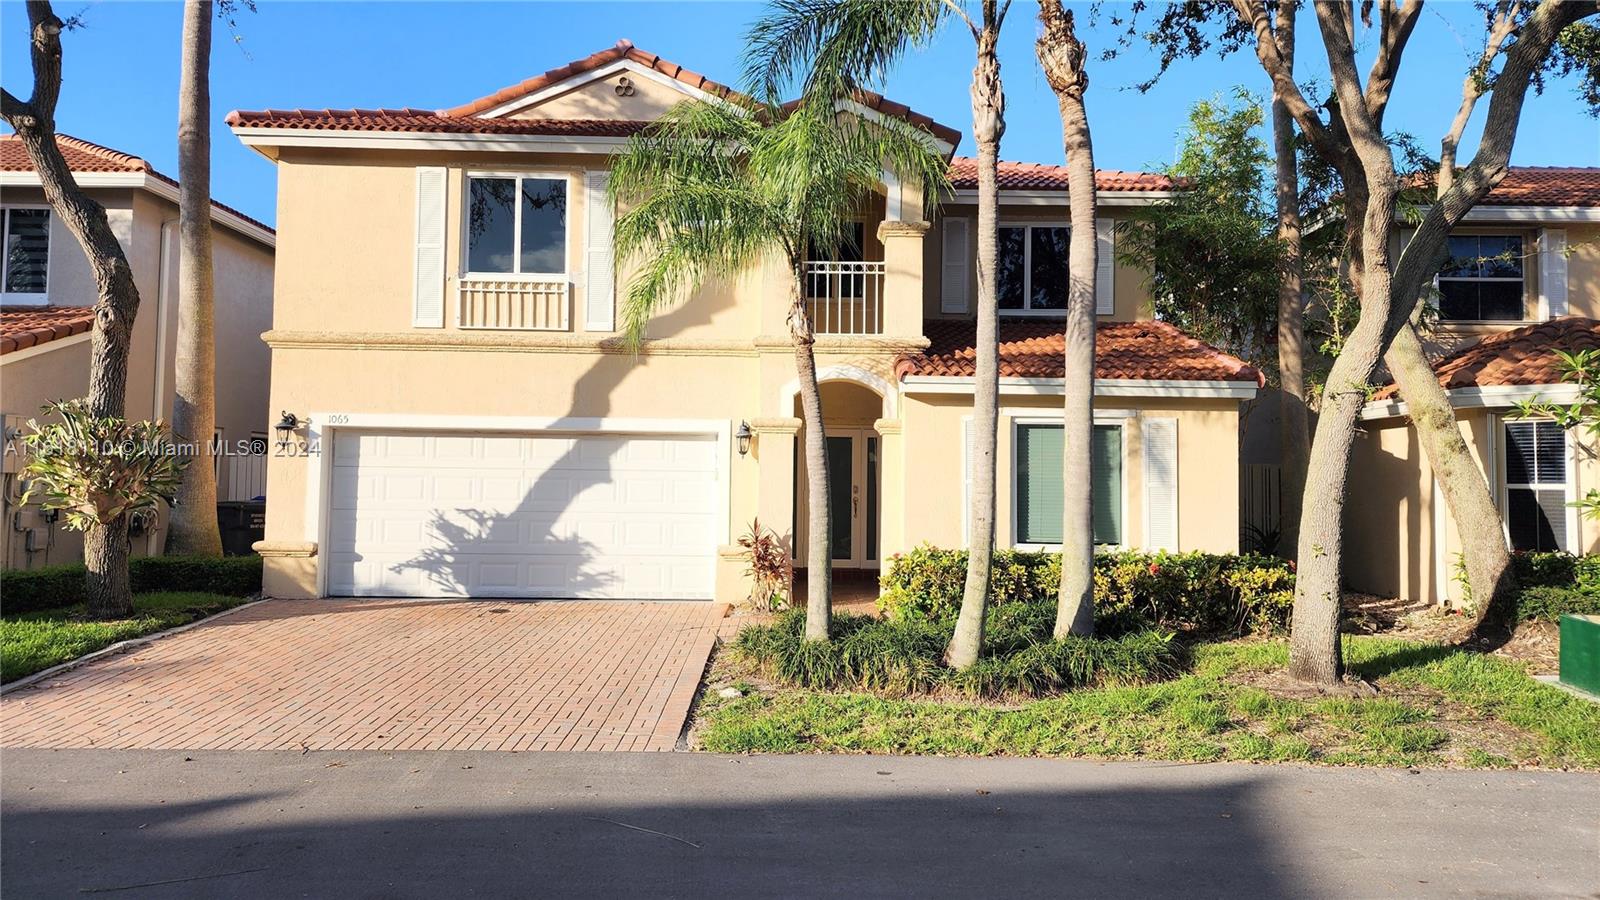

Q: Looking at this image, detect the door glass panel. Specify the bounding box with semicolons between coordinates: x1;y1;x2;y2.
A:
827;436;853;561
866;437;879;561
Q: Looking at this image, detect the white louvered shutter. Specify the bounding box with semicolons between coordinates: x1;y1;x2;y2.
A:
585;170;616;331
1095;217;1116;315
412;167;447;328
941;217;970;314
1142;417;1178;551
1540;228;1568;318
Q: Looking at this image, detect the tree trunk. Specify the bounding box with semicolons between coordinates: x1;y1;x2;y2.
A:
1385;324;1515;630
3;1;142;618
1037;0;1097;638
789;270;832;642
946;6;1007;669
1271;3;1307;561
83;519;133;619
167;0;223;557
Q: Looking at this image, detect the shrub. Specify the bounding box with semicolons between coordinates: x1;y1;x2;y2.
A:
1515;585;1600;622
733;609;1182;699
878;546;1294;637
1;555;262;616
736;519;790;611
1510;551;1580;589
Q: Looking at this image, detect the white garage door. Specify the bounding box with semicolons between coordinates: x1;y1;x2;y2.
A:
325;430;719;599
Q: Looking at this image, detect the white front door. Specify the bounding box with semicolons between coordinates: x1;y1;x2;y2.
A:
324;429;719;599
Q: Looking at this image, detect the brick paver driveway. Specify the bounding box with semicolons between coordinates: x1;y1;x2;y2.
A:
1;598;725;752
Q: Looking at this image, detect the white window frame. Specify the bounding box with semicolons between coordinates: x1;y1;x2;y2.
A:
1;204;52;306
1498;417;1574;553
1436;232;1527;324
997;220;1071;317
1008;413;1130;551
461;171;572;280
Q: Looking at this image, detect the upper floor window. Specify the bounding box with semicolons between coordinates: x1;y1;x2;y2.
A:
1438;234;1523;322
998;224;1070;313
465;175;568;276
2;207;50;303
1504;420;1568;553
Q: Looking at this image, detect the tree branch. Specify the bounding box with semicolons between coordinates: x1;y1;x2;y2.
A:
1231;0;1356;175
1363;0;1423;128
1439;1;1523;195
1312;0;1388;165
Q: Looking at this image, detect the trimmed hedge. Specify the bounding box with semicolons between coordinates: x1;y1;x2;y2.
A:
1507;551;1600;622
1;555;262;616
1515;586;1600;623
879;546;1295;637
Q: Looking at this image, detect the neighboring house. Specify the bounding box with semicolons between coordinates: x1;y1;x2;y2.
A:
229;40;1261;603
1346;167;1600;605
0;133;277;569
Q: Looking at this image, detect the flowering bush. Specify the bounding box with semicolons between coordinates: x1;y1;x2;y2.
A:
879;545;1295;636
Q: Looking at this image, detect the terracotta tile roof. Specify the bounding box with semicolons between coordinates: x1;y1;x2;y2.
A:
1477;167;1600;207
230;40;963;149
224;109;654;137
948;157;1176;193
1372;317;1600;400
1;306;95;355
1;133;275;239
896;318;1264;385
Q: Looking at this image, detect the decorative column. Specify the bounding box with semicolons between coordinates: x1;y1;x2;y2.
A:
751;416;802;559
877;220;929;339
874;417;906;563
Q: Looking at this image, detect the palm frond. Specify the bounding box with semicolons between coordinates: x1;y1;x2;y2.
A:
744;0;947;107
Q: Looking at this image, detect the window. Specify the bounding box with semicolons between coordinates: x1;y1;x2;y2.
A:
1504;420;1567;552
1437;234;1524;321
998;224;1070;313
2;208;50;302
465;175;568;275
1014;422;1122;546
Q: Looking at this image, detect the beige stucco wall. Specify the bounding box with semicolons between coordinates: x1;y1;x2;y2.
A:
1;184;275;569
1346;407;1600;606
510;67;690;121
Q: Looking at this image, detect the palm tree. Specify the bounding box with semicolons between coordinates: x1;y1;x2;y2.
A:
747;0;1011;669
609;98;948;642
168;0;224;556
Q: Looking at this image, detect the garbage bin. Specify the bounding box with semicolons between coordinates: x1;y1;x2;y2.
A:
216;500;266;557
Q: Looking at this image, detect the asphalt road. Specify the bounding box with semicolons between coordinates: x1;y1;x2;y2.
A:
2;750;1595;899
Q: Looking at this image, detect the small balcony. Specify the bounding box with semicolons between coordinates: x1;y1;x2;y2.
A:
805;260;885;336
457;276;570;331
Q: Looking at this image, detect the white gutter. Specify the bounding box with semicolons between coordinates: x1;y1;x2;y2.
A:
231;126;635;160
0;171;275;248
1412;204;1600;224
1360;383;1582;421
0;331;91;365
901;374;1258;400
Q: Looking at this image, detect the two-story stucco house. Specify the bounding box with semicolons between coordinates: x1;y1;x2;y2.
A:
230;41;1262;604
1346;167;1600;605
1;133;277;569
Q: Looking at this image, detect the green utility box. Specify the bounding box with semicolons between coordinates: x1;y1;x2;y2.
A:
1559;614;1600;698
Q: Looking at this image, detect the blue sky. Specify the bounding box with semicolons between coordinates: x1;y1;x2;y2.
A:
4;1;1595;226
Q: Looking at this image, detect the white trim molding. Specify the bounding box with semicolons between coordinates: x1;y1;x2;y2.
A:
0;171;274;248
1410;204;1600;224
479;59;738;119
0;330;91;365
779;364;898;419
902;375;1258;400
1361;383;1582;421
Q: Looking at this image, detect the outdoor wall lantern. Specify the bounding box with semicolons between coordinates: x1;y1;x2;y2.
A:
735;420;753;457
274;411;302;446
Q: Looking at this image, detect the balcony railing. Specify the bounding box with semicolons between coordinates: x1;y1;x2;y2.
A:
457;277;570;331
805;260;885;335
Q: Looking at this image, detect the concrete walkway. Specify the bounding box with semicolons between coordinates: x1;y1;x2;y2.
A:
2;750;1594;898
0;598;724;752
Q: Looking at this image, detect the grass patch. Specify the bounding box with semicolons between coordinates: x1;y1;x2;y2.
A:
698;635;1600;769
1;592;252;683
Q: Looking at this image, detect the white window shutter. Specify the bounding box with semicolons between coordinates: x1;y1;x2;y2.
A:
961;416;974;547
1095;217;1116;315
585;170;616;331
941;217;970;314
412;167;447;328
1142;417;1178;551
1540;228;1568;319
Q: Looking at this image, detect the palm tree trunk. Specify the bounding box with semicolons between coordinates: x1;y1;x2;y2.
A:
946;11;1007;669
168;0;223;557
1271;4;1307;560
789;271;832;642
1037;0;1097;638
3;1;141;618
1385;324;1515;630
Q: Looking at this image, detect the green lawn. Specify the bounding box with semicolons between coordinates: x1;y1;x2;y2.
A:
696;637;1600;769
1;592;254;683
